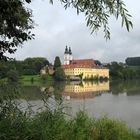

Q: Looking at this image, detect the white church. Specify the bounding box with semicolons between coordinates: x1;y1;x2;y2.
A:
64;46;73;65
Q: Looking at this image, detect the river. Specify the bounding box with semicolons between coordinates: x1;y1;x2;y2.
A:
2;80;140;130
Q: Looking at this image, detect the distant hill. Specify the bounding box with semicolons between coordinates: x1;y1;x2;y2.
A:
125;57;140;66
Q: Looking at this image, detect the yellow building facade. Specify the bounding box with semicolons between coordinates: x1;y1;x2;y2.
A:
64;81;109;93
63;67;109;79
63;47;109;79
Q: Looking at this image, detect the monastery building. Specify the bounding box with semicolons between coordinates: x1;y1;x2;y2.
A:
62;46;109;79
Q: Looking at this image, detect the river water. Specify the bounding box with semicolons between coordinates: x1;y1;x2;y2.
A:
3;80;140;130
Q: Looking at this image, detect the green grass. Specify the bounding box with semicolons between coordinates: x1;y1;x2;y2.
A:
21;75;40;81
20;75;54;86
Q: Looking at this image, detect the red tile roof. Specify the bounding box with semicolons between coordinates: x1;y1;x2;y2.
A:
62;59;96;68
71;59;95;65
62;92;98;99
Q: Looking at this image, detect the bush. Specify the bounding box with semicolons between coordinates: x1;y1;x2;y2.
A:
7;69;19;83
0;107;140;140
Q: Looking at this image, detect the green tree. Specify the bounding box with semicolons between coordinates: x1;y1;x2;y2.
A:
0;57;49;78
108;62;123;78
0;0;34;60
126;57;140;66
54;67;65;81
94;60;102;66
0;61;9;79
0;0;132;60
54;56;61;69
23;57;49;75
108;61;140;80
7;69;19;83
0;60;17;79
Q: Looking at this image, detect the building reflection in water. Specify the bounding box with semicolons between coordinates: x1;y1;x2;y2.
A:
63;81;110;100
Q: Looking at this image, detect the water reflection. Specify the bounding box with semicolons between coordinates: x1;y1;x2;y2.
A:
1;80;140;129
62;80;140;130
63;81;110;100
110;80;140;96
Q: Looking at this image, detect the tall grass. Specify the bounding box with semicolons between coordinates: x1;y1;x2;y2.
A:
0;103;140;140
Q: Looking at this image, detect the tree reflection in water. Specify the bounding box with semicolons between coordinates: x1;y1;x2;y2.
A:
110;80;140;96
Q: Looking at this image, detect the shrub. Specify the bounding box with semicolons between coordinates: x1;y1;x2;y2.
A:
7;69;19;83
0;104;140;140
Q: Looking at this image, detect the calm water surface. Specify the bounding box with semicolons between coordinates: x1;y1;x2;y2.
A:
12;80;140;129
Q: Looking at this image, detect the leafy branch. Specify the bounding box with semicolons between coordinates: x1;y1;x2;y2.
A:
52;0;133;39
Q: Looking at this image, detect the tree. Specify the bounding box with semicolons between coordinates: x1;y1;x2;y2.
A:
0;60;9;79
7;69;19;83
0;0;133;60
94;60;102;66
23;57;49;75
54;67;65;81
0;60;17;79
0;0;34;60
0;57;49;78
54;56;61;69
53;56;65;80
126;57;140;66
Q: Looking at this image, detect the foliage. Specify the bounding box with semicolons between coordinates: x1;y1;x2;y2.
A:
0;0;132;59
53;56;61;70
21;75;40;81
126;57;140;66
78;73;83;80
110;79;140;95
94;60;102;66
93;116;139;140
53;82;65;101
20;75;54;86
0;105;140;140
0;102;30;140
54;67;65;81
108;62;140;80
0;0;34;60
83;75;108;82
7;69;19;83
53;56;65;81
51;0;133;39
0;61;9;79
23;57;49;75
0;57;49;79
0;60;18;79
0;82;21;103
0;80;140;140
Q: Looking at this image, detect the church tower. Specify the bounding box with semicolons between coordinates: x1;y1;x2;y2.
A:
64;46;70;65
64;46;73;65
69;47;73;63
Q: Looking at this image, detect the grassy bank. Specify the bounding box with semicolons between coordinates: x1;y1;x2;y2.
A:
20;75;54;86
0;103;140;140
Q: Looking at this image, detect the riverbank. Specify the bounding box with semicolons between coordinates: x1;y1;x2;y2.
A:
20;75;54;86
0;74;109;86
0;104;140;140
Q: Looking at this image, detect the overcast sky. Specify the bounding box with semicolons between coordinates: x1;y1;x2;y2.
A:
9;0;140;63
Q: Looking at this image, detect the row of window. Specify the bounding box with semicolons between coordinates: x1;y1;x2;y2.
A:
65;69;108;72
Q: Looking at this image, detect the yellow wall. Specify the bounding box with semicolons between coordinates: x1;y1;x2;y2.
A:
63;67;109;79
65;81;109;93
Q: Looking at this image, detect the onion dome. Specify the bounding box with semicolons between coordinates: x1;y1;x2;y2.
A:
69;47;72;55
64;46;69;54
